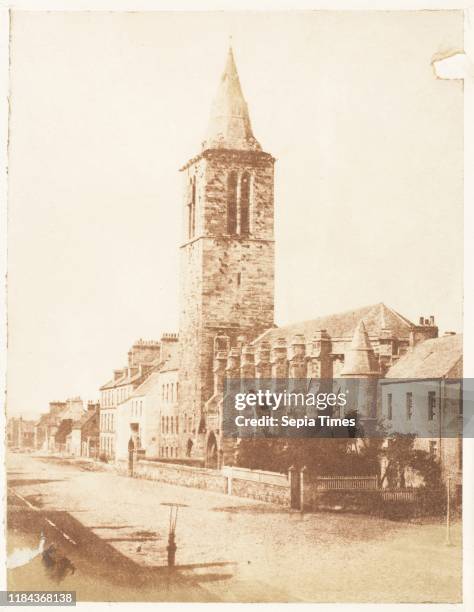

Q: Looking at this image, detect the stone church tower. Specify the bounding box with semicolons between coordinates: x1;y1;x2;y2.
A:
178;47;275;460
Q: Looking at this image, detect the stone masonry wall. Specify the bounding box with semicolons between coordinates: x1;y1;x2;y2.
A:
132;460;228;493
119;459;290;506
231;478;290;505
178;149;275;459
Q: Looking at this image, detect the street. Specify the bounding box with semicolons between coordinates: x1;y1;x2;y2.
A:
7;453;462;603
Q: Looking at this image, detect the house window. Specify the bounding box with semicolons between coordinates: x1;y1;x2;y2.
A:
240;172;250;234
428;391;436;421
406;392;413;420
387;393;393;420
429;440;437;457
227;171;238;234
176;382;179;401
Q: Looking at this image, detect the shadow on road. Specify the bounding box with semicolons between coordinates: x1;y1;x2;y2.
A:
8;479;66;487
7;495;235;602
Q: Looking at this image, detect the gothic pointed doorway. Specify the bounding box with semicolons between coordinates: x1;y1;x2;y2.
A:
206;432;218;469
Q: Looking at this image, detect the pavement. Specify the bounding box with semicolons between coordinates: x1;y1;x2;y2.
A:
6;452;462;603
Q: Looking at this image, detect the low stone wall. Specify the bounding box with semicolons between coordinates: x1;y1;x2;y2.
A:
223;466;290;505
131;459;228;493
119;460;291;506
230;476;290;505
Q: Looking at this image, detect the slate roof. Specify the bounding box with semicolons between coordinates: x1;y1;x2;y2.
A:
131;354;179;398
100;358;162;391
72;410;97;429
385;333;463;379
131;371;162;397
255;303;416;345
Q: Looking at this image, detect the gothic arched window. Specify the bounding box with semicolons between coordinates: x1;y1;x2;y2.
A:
227;171;238;234
188;177;196;239
240;172;250;235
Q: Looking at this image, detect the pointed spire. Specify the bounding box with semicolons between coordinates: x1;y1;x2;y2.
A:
203;46;261;152
341;320;379;376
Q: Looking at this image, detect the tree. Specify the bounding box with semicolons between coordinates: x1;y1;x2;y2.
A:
380;434;442;490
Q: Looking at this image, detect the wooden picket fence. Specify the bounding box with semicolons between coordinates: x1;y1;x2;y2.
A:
315;475;378;490
380;489;417;503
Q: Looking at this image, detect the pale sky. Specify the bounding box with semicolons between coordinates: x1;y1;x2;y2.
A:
7;11;463;417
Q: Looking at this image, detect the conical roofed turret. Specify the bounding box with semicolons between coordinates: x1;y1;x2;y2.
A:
342;320;379;376
203;46;261;152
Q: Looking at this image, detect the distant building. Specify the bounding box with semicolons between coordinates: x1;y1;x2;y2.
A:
54;397;87;454
34;401;67;452
7;417;35;449
62;402;98;457
115;352;182;462
99;335;178;460
116;372;160;461
80;401;100;458
34;398;86;454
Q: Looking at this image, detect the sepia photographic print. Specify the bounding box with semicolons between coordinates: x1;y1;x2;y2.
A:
2;4;473;608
